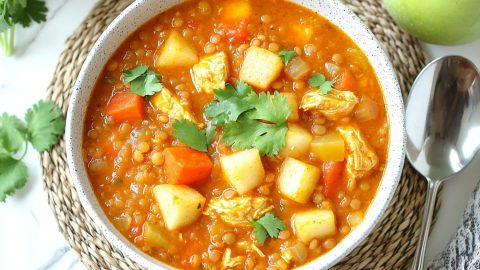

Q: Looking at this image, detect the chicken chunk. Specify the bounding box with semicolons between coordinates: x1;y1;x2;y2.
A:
337;125;378;179
191;52;229;94
150;88;197;123
222;248;245;268
300;89;359;120
203;197;274;226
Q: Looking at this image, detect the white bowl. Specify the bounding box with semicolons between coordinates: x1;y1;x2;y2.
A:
66;0;405;269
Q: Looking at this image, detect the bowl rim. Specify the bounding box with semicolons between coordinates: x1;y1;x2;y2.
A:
66;0;405;269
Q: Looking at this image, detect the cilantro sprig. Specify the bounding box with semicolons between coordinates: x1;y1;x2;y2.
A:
0;100;65;202
204;81;291;156
172;119;216;152
0;0;48;56
308;72;335;94
123;65;163;96
278;50;296;65
250;212;286;245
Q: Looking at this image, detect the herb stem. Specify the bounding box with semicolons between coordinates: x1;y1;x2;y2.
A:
0;26;15;56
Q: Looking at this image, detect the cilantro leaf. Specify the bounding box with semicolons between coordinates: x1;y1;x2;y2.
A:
204;82;256;125
250;212;286;245
123;66;163;97
124;65;148;83
205;122;216;145
13;0;48;28
278;50;296;65
205;81;291;156
0;0;48;56
172;119;208;152
0;113;26;157
248;92;291;124
0;156;28;202
25;100;65;152
222;116;288;156
250;220;268;245
308;72;335;94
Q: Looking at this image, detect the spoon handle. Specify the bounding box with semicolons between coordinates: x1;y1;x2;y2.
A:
411;180;442;270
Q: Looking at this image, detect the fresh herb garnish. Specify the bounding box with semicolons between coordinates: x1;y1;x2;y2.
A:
204;81;291;156
204;81;257;125
0;0;48;56
308;72;335;94
278;50;296;65
250;212;286;245
123;65;163;97
172;119;215;152
0;100;65;202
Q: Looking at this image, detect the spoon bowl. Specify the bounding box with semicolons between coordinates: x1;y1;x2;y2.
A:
406;55;480;269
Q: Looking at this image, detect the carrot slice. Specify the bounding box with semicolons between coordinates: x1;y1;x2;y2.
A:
106;92;144;123
164;147;213;185
321;161;344;198
334;69;356;90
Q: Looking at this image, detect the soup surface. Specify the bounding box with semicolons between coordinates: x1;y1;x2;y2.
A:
83;0;389;269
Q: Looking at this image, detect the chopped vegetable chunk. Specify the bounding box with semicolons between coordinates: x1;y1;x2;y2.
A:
293;209;336;242
155;31;198;68
283;93;300;122
143;222;169;249
220;148;265;194
191;52;229;94
337;125;378;179
322;161;345;198
277;158;321;203
239;46;283;90
106;92;144;122
153;184;206;230
279;124;313;158
220;0;252;22
310;132;345;161
164;147;213;185
285;57;311;80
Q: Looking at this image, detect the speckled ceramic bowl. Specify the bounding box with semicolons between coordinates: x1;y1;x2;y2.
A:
66;0;405;269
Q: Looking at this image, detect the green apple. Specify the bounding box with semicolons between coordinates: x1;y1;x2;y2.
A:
384;0;480;45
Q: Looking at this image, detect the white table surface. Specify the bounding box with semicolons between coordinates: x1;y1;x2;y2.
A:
0;1;479;269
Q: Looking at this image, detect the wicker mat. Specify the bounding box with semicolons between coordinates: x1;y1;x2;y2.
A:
41;0;437;269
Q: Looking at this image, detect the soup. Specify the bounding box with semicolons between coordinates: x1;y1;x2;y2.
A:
83;0;389;269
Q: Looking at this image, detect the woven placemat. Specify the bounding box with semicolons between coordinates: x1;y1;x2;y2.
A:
41;0;436;269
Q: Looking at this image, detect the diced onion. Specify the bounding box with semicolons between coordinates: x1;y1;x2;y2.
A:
285;57;311;80
324;62;340;77
354;97;379;122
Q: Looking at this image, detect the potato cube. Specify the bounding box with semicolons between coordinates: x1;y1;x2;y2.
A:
220;149;265;194
277;158;320;203
239;46;283;90
310;132;345;161
192;52;229;94
293;209;336;243
283;93;300;122
279;124;313;158
153;184;206;230
220;0;252;22
155;31;198;68
291;24;313;45
150;87;197;123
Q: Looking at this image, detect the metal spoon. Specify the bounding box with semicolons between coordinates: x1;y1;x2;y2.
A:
406;55;480;270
